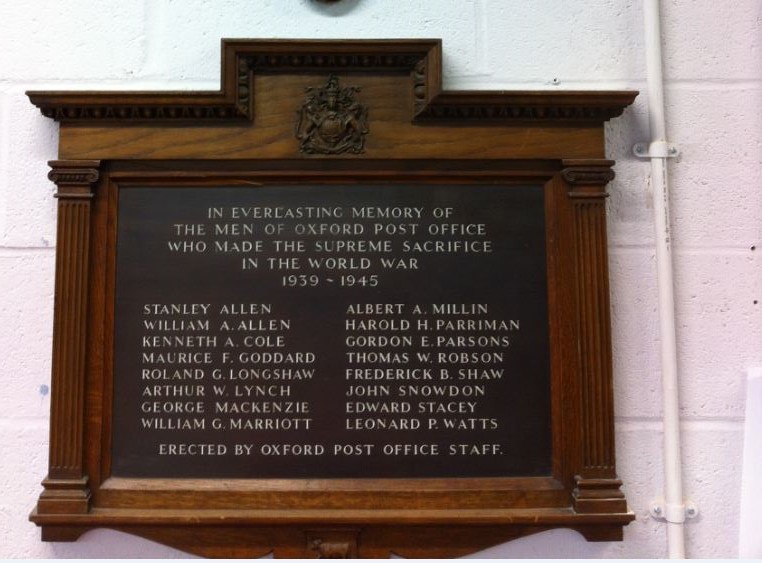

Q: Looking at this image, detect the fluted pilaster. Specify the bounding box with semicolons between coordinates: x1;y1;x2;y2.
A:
562;160;627;515
36;160;100;515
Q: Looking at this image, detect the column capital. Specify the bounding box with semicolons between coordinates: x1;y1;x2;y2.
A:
48;160;100;196
561;159;615;195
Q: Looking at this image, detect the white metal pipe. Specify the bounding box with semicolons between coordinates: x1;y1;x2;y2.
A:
642;0;686;558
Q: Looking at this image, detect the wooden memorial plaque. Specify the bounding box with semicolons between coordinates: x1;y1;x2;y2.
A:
28;39;637;558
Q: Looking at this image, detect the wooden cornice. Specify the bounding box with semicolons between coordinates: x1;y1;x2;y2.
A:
27;39;637;125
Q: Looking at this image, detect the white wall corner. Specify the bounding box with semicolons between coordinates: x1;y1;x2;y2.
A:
0;92;8;242
739;367;762;557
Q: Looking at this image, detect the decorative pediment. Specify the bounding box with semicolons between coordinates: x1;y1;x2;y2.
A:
28;39;636;125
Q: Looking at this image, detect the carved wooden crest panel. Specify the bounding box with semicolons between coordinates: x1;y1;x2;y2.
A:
295;74;369;154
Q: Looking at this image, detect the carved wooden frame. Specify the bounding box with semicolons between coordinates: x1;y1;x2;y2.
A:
28;39;637;558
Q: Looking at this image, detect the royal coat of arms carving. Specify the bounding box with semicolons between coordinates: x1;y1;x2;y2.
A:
295;74;369;155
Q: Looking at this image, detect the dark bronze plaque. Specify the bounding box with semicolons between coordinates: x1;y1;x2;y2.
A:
112;183;551;478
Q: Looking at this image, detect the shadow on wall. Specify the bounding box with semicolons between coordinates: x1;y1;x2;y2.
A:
43;528;629;559
47;529;200;559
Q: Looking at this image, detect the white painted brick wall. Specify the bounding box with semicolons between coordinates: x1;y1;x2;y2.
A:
483;0;646;86
1;92;58;247
0;2;146;81
1;0;759;557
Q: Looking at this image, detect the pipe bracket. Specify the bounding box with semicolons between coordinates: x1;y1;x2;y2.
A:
633;141;679;159
650;498;699;523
